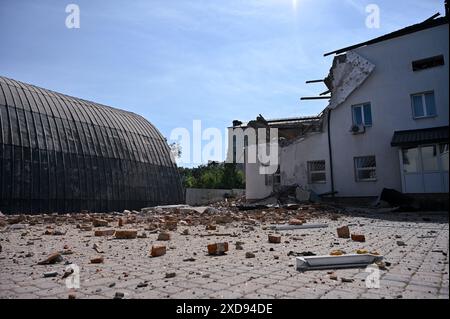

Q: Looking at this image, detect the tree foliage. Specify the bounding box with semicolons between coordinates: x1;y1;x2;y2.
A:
178;162;245;189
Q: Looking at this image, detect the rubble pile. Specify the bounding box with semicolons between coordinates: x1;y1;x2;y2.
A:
1;198;416;299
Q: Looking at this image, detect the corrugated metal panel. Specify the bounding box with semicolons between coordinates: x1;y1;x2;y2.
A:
0;75;184;213
391;126;449;147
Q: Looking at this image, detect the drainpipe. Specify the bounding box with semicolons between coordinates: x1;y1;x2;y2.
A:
327;108;335;197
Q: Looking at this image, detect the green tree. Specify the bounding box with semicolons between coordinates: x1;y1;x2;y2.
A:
178;162;245;189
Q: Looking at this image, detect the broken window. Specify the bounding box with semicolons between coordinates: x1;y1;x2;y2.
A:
411;92;436;118
412;55;445;71
352;103;372;126
307;160;326;184
264;174;273;186
264;165;281;188
354;156;377;182
273;165;281;188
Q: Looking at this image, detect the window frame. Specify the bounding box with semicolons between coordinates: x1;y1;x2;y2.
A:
354;155;377;182
307;160;326;184
264;165;281;187
351;102;372;127
411;91;437;119
402;143;448;174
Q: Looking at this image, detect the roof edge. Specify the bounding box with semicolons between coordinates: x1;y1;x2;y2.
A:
324;15;448;57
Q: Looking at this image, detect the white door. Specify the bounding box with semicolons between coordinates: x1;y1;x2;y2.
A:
401;143;448;193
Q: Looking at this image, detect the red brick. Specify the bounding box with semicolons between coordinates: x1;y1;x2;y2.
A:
115;229;137;239
289;218;303;225
92;218;109;227
351;234;366;242
207;242;229;255
337;226;350;238
268;234;281;244
150;245;166;257
37;252;63;265
94;229;115;237
90;256;104;264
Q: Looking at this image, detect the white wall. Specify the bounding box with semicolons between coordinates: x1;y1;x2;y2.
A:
330;23;449;196
280;125;331;195
245;162;273;199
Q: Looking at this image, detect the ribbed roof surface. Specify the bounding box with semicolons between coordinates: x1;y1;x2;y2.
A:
391;126;449;147
0;76;184;213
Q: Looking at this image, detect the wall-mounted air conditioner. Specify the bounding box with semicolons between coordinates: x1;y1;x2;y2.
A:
350;124;366;134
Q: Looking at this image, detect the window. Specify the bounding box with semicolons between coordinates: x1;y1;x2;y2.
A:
402;144;449;174
411;92;436;118
421;145;439;171
402;147;420;173
412;55;445;71
352;103;372;126
264;174;272;186
307;161;326;184
264;165;280;187
354;156;377;182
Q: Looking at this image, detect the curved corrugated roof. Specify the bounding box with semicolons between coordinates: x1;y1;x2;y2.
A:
0;75;184;213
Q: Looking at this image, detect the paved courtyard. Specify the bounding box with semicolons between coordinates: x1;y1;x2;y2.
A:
0;206;448;299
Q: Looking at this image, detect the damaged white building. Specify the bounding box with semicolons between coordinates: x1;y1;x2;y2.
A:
228;12;449;201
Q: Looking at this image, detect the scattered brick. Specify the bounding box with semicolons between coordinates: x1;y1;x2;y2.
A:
115;229;137;239
207;242;229;255
337;226;350;238
396;240;406;246
245;252;255;258
43;271;58;278
114;292;125;299
118;217;127;227
268;234;281;244
62;268;74;279
37;252;63;265
150;245;166;257
79;225;93;231
90;256;104;264
92;218;109;227
289;218;303;225
157;232;171;241
351;234;366;242
94;229;115;237
206;224;217;231
164;220;177;231
341;278;354;283
93;243;104;253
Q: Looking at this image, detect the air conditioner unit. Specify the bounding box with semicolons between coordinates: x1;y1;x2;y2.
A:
350;124;365;134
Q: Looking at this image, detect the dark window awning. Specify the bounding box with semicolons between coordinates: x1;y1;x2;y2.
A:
391;126;449;147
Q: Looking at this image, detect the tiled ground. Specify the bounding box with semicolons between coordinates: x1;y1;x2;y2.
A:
0;210;448;299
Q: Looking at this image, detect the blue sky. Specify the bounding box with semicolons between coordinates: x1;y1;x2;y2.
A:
0;0;445;166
